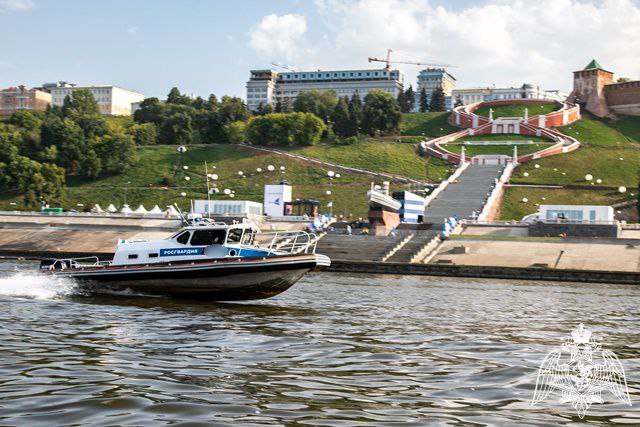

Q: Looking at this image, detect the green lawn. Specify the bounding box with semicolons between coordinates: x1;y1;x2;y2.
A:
474;103;559;119
0;140;451;219
499;187;631;221
510;117;640;187
292;139;452;182
400;112;458;137
604;114;640;144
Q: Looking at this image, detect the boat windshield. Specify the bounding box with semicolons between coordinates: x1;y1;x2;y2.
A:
226;228;243;244
190;229;227;246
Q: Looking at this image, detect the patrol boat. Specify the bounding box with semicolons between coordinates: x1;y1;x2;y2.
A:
40;221;330;301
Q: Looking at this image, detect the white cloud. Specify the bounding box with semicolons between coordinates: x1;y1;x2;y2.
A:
0;0;35;11
249;13;307;61
310;0;640;91
127;26;138;35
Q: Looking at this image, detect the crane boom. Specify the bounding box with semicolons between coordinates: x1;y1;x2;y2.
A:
368;49;456;69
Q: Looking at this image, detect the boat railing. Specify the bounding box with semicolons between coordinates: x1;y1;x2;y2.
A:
44;256;111;270
261;231;319;254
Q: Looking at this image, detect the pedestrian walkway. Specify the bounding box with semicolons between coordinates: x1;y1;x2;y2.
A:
423;164;504;225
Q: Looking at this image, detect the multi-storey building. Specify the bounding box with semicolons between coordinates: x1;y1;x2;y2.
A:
246;68;404;111
414;68;456;110
49;84;145;116
0;86;52;116
450;84;567;108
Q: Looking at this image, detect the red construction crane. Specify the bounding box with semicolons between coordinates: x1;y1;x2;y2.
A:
368;49;455;70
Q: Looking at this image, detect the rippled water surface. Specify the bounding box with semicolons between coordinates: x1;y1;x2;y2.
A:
1;260;639;426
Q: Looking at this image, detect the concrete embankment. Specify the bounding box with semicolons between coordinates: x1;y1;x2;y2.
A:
325;261;640;285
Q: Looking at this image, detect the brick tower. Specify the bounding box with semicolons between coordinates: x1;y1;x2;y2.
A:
568;59;614;117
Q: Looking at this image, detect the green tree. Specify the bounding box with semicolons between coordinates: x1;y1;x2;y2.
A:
9;110;43;131
293;90;337;123
362;89;402;136
79;148;102;179
159;112;193;145
348;93;363;135
133;97;166;124
62;89;101;117
40;116;86;173
219;96;250;124
245;112;325;147
225;121;246;144
166;87;192;105
331;97;353;137
96;133;138;174
129;123;158;145
419;87;429;112
429;87;446;112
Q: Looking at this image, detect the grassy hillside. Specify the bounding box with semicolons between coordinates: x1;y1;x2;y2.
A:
474;103;558;118
400;112;457;137
500;114;640;220
0;140;452;219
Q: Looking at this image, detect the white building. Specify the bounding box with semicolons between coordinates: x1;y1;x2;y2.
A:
193;200;263;217
264;183;292;217
392;191;426;223
49;84;145;116
450;84;568;108
539;205;614;222
246;68;404;111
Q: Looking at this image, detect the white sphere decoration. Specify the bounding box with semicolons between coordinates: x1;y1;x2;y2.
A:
585;174;593;181
280;166;285;171
534;164;540;169
617;210;621;214
183;165;189;170
335;173;341;178
211;174;218;180
229;193;235;198
620;157;624;161
596;178;602;184
180;192;186;197
256;168;262;172
327;170;335;177
267;165;275;171
238;171;243;176
553;168;558;171
619;186;627;193
562;172;566;176
184;176;190;181
522;198;528;203
223;188;231;195
541;197;546;200
523;172;529;177
326;190;332;195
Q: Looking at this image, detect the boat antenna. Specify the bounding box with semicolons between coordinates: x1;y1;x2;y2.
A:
173;203;189;226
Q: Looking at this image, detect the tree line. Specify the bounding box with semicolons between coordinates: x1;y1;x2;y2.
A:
0;89;138;208
397;85;447;113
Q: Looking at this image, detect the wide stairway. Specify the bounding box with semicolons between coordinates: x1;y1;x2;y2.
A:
315;234;405;261
423;164;504;225
384;232;439;263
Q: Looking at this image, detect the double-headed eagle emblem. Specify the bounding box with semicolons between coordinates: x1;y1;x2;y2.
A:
532;323;631;418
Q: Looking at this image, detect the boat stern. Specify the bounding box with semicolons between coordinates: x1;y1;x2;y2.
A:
314;253;331;269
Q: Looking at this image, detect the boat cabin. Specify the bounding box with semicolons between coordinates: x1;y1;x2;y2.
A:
112;223;272;266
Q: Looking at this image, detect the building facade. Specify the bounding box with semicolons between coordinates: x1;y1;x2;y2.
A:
415;68;456;111
568;59;640;117
450;84;567;108
50;85;145;116
0;86;51;116
246;68;404;111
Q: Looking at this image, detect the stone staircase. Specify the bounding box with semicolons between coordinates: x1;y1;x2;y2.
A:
315;234;405;261
423;164;505;225
384;232;439;263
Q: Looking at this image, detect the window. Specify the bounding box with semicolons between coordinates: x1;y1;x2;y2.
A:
128;254;138;259
176;231;191;244
241;230;255;245
149;253;158;258
226;228;243;243
190;229;227;246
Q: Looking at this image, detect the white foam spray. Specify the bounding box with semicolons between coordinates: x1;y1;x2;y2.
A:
0;272;79;299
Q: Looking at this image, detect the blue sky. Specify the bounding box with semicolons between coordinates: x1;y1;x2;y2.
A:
2;0;639;99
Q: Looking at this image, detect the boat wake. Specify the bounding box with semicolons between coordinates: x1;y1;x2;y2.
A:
0;272;79;299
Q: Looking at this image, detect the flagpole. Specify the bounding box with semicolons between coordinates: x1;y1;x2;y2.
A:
205;161;211;219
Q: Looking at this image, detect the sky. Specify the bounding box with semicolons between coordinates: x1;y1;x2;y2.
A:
1;0;639;99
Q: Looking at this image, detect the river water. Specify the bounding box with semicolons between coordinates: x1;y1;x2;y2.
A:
0;260;639;426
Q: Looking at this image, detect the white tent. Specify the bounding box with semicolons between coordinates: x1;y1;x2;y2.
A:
164;205;179;217
106;204;117;213
134;204;147;214
91;204;104;213
148;205;163;214
120;204;133;214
